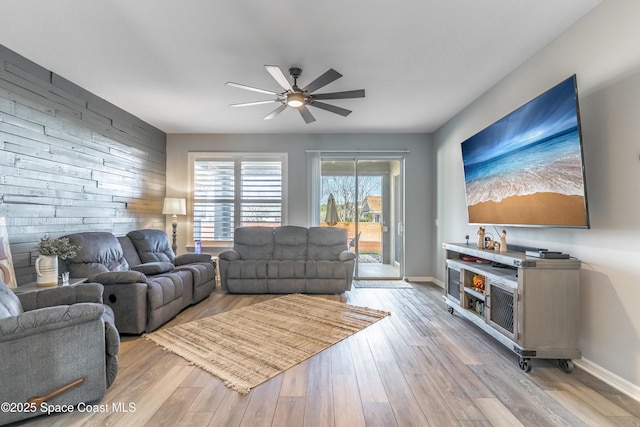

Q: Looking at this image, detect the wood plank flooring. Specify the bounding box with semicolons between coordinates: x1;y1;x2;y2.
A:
16;283;640;426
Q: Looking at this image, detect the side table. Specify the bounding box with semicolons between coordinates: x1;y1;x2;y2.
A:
13;278;88;294
212;256;219;285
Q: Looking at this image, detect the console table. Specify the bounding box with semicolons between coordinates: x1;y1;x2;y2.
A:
442;242;581;372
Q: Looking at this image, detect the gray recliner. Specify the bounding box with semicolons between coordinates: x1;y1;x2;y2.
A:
0;280;119;425
125;229;216;304
62;231;180;334
62;230;215;334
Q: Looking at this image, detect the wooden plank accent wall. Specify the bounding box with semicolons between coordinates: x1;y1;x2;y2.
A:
0;45;167;285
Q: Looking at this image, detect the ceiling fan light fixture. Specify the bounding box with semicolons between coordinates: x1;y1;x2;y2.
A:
228;65;365;123
286;92;305;108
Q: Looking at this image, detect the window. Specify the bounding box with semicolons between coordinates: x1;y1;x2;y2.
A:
189;153;287;243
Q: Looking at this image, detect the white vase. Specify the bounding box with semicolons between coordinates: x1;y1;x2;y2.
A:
36;254;58;287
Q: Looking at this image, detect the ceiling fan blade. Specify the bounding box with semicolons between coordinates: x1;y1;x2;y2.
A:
312;89;365;100
230;100;280;107
226;82;279;96
265;65;293;92
263;104;288;120
302;68;342;94
298;106;316;124
309;101;352;117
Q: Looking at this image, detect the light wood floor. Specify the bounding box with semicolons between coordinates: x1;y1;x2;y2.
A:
18;283;640;426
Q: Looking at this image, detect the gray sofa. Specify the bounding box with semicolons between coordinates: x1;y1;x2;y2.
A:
62;229;216;334
218;226;356;294
0;280;119;425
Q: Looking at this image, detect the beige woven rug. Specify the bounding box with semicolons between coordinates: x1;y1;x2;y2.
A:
145;294;390;394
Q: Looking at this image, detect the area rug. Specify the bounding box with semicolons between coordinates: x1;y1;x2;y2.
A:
353;280;413;289
145;294;390;394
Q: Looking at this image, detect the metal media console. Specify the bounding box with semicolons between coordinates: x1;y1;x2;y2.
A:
442;242;581;372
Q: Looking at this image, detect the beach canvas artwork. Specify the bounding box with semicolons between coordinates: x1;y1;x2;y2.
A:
461;76;589;227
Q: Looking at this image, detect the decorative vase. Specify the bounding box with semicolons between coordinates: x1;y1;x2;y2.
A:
36;254;58;287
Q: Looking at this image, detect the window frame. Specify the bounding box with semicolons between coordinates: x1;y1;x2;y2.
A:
188;152;288;247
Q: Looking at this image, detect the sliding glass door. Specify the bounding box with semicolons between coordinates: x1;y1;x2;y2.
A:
320;156;403;279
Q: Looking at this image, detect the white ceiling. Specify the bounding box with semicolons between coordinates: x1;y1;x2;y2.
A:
1;0;601;134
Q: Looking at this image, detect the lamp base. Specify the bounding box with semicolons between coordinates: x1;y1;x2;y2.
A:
171;217;178;253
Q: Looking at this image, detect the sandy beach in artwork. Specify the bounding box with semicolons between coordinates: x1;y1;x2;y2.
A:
468;192;587;226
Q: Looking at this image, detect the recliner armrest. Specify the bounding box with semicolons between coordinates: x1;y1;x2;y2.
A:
338;251;357;262
0;303;104;343
175;253;212;265
89;271;147;284
131;262;174;275
218;249;240;261
18;283;104;311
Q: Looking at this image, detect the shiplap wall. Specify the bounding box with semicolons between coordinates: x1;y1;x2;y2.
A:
0;45;167;285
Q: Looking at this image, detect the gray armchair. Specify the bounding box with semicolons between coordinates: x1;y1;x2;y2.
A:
0;280;119;425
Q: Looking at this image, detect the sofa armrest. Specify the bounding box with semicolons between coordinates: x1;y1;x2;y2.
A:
175;253;212;265
131;262;174;275
89;270;147;285
338;251;357;262
0;303;104;343
18;282;104;311
218;249;240;261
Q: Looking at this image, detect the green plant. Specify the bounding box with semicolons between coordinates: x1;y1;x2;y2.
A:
36;235;80;260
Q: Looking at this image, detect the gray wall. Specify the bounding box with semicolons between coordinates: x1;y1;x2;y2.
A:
0;45;167;285
435;1;640;394
166;133;436;279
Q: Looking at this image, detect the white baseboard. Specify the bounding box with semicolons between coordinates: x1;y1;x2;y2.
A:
431;278;444;288
575;358;640;402
405;276;443;287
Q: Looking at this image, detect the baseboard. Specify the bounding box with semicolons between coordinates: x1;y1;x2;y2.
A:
405;276;442;287
575;358;640;402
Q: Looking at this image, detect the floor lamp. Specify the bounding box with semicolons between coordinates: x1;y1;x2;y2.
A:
162;198;186;252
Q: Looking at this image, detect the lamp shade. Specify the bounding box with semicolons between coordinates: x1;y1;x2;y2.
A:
162;198;186;215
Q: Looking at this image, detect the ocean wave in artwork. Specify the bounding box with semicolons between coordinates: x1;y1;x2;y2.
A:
464;129;586;207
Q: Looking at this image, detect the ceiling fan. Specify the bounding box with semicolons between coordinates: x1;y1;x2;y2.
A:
226;65;365;124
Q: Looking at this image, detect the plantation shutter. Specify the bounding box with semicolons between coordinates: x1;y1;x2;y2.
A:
240;161;282;227
193;156;284;242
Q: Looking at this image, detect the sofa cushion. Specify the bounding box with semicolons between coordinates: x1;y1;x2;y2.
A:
307;227;349;261
306;260;350;279
273;226;308;260
234;227;274;260
147;276;183;308
117;236;143;266
227;260;268;279
64;232;129;277
267;260;306;279
127;229;176;264
144;275;184;333
0;280;22;319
